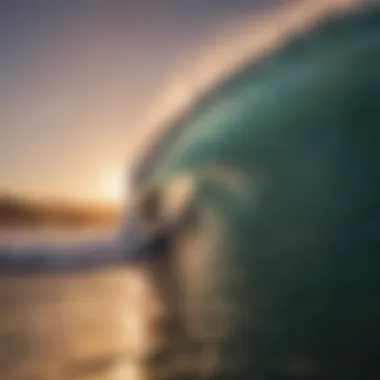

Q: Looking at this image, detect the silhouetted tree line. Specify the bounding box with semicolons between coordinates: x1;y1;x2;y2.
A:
0;194;120;227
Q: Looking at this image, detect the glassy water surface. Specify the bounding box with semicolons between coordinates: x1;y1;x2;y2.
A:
0;228;165;380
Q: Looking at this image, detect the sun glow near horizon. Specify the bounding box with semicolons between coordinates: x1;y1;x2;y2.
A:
100;166;130;207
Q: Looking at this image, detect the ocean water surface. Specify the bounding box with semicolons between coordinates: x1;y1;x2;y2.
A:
0;227;167;380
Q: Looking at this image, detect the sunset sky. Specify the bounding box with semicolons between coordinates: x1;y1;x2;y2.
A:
0;0;283;206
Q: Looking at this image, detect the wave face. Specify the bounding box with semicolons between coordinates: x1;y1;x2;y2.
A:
128;4;380;380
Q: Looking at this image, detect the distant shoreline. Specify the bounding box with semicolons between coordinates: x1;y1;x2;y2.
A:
0;194;122;229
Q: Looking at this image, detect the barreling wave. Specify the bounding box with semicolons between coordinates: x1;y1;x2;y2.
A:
132;3;380;378
129;0;364;184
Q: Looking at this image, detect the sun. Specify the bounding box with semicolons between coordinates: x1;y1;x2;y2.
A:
102;168;129;206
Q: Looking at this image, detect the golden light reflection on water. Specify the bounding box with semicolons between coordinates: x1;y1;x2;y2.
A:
0;266;162;380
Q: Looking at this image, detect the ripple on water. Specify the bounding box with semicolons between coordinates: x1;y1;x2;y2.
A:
0;266;159;380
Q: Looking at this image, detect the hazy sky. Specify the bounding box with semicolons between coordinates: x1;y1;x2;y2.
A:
0;0;282;205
